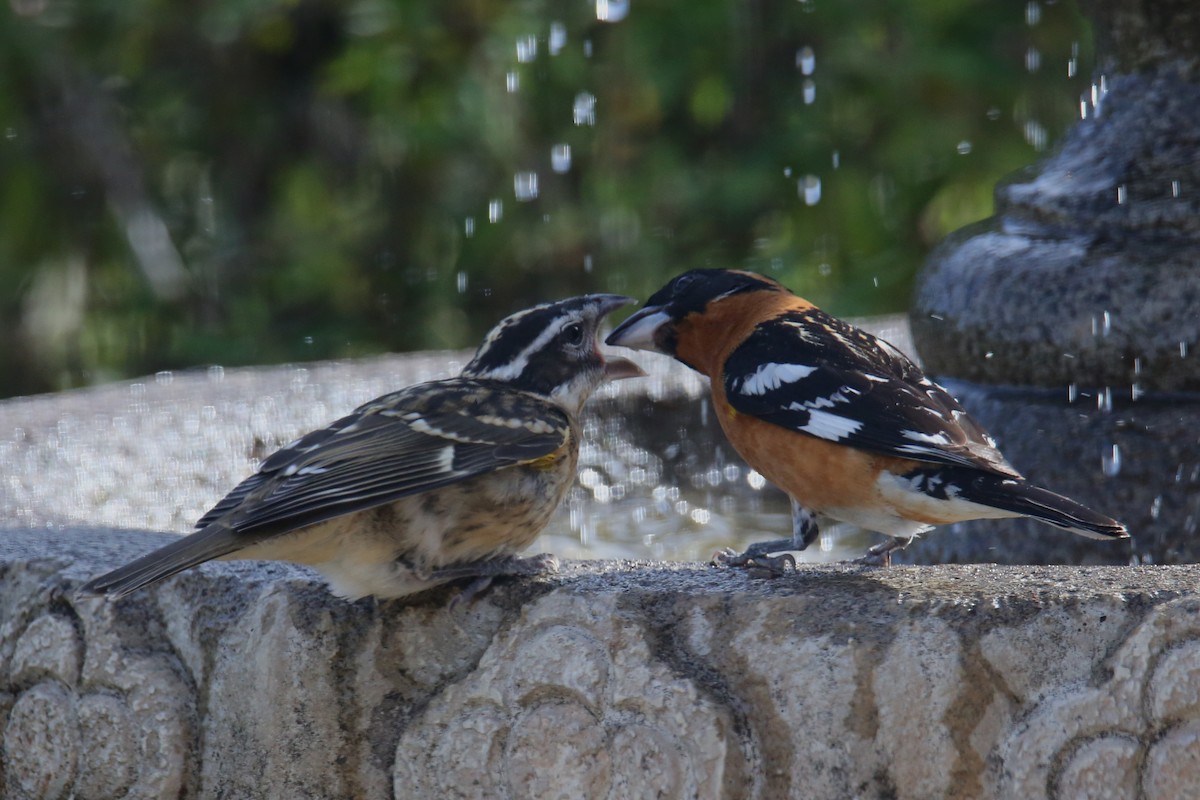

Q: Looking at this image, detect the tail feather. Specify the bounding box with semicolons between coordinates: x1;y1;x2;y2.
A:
967;478;1129;541
76;525;243;600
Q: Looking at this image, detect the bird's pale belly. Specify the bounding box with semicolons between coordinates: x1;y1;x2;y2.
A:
231;460;574;599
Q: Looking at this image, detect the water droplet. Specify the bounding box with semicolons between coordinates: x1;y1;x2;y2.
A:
506;71;519;93
1181;341;1189;357
1067;57;1077;78
514;171;539;201
690;508;711;525
551;143;572;173
549;22;567;56
1150;495;1163;520
1067;383;1078;403
747;470;766;490
986;107;1002;121
817;263;832;277
872;276;880;288
1097;387;1113;412
803;78;816;105
1102;310;1112;336
1023;120;1047;150
1025;1;1041;25
796;46;815;75
1116;185;1126;205
1079;99;1088;120
1172;180;1181;197
573;92;596;126
456;271;468;293
516;35;537;63
583;39;593;58
956;140;972;155
583;254;593;273
488;199;503;223
783;166;792;177
595;0;628;23
1101;443;1121;477
304;335;314;345
5;127;16;140
464;217;475;237
800;175;821;205
831;150;840;169
1025;47;1041;72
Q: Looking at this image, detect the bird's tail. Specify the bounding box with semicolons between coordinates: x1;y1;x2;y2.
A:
76;524;242;600
968;477;1129;541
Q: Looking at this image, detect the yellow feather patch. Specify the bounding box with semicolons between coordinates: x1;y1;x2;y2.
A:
524;452;563;470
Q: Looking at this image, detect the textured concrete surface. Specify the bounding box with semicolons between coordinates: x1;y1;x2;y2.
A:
2;526;1200;800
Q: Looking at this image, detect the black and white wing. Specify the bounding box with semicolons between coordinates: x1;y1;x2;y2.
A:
78;378;572;599
199;378;572;536
722;309;1019;477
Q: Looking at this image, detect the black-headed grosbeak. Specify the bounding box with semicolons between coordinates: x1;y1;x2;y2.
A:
80;294;643;601
607;269;1128;568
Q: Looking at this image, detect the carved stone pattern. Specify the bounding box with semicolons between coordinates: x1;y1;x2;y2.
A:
392;593;734;800
0;600;193;800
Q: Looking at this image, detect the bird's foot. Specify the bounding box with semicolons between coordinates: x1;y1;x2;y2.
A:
712;539;798;578
852;536;913;567
432;553;561;608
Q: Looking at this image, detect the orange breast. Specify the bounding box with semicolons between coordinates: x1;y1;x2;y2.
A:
710;380;921;515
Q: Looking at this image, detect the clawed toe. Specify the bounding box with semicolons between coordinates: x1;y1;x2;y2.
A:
711;547;751;568
850;536;913;567
434;553;561;607
711;547;796;577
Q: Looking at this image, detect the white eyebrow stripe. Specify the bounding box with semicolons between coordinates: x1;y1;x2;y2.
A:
739;362;818;395
472;317;568;381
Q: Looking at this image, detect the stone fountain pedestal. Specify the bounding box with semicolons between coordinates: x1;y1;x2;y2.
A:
910;0;1200;564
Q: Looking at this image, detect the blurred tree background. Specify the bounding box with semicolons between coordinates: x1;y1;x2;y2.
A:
0;0;1091;400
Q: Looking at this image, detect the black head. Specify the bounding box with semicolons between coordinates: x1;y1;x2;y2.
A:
606;269;784;355
463;294;643;411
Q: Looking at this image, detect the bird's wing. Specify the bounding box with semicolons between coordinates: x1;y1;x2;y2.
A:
721;309;1020;477
197;379;572;537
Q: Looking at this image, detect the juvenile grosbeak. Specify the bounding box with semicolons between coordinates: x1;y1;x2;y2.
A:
606;269;1128;568
80;294;643;600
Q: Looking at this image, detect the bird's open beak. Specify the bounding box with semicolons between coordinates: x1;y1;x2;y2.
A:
602;356;645;381
605;305;671;353
589;294;646;381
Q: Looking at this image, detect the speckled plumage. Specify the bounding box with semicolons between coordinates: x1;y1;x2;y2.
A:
79;294;641;600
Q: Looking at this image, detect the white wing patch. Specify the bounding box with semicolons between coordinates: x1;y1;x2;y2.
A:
796;407;864;441
900;429;952;445
739;362;817;396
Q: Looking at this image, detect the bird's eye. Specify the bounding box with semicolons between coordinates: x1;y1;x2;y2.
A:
562;322;585;346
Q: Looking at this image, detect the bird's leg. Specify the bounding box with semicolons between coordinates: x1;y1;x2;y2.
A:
791;498;819;549
430;553;561;606
712;500;818;576
854;536;912;567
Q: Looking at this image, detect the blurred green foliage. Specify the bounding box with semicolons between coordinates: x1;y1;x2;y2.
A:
0;0;1091;399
